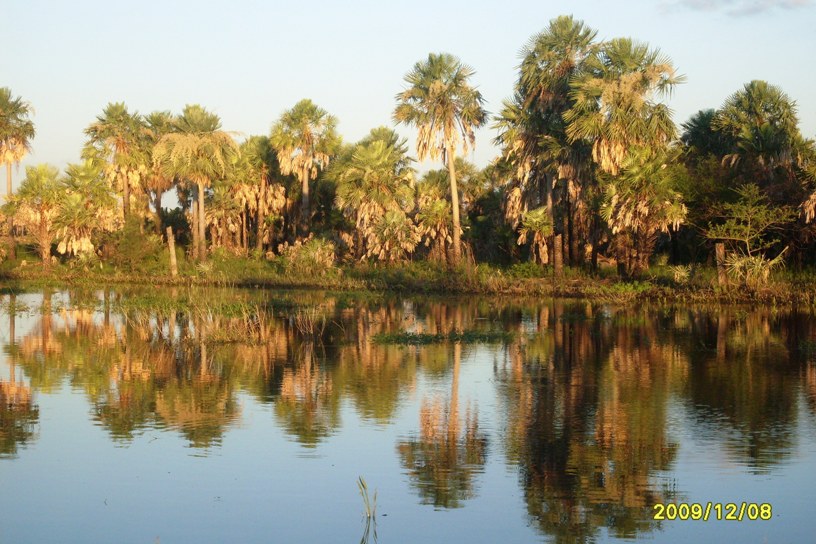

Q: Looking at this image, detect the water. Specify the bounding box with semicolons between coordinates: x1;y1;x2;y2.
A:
2;288;816;543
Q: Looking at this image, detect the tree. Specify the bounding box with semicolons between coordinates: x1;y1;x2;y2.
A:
84;102;146;220
565;38;684;176
706;184;795;288
565;37;684;273
680;83;816;266
495;16;597;268
0;88;36;259
330;127;416;261
681;109;731;160
415;177;454;263
4;164;61;267
270;99;339;238
143;111;176;231
517;207;553;265
600;148;687;275
153;105;238;261
715;81;800;173
57;159;120;257
394;52;487;264
238;135;286;253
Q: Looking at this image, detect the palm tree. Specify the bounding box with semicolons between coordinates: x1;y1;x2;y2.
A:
0;88;36;259
270;99;339;238
601;147;687;275
330;127;416;261
394;52;487;264
57;159;120;256
565;38;684;176
240;135;286;252
4;164;61;267
495;16;597;268
143;111;176;231
681;109;732;160
84;102;146;220
713;80;813;207
153;105;238;261
517;207;553;265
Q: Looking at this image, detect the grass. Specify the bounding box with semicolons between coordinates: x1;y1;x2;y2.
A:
373;330;514;345
4;247;816;306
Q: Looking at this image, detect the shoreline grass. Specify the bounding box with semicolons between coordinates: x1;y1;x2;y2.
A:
3;255;816;306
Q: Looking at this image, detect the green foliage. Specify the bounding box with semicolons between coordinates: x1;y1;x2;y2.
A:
0;87;36;167
724;252;786;290
517;207;552;265
705;184;795;256
280;236;337;276
103;217;164;272
507;261;551;278
373;330;512;345
369;210;420;264
393;53;487;162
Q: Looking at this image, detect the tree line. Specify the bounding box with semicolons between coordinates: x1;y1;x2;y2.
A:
2;15;815;279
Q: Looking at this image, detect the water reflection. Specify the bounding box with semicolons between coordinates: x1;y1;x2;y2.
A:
397;341;488;509
1;294;39;458
1;289;815;542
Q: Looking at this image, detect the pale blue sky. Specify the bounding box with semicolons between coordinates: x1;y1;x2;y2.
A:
3;0;815;188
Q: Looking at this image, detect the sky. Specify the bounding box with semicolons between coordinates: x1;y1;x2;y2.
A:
3;0;815;189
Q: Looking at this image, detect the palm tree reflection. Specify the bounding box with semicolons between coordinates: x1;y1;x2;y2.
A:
397;342;487;509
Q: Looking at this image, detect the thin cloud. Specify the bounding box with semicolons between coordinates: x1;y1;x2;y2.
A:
665;0;812;15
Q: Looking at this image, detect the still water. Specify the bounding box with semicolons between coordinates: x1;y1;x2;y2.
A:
1;287;816;543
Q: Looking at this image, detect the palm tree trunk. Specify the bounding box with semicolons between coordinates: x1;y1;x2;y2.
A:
241;208;248;255
300;165;310;238
6;163;15;260
191;204;200;260
39;213;50;268
545;173;554;265
121;168;130;220
154;190;164;232
166;227;178;278
257;170;267;251
197;181;207;261
446;144;462;265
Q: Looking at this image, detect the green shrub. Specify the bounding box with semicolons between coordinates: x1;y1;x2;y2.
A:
101;217;164;272
280;236;337;276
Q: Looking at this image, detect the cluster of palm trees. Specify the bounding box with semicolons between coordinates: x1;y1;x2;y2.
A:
3;14;815;273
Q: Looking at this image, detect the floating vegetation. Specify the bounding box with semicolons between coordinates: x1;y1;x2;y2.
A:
372;330;513;345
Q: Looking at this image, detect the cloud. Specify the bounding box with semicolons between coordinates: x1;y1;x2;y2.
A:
665;0;812;15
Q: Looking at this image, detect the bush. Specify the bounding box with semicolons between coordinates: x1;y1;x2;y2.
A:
278;236;337;276
101;217;164;272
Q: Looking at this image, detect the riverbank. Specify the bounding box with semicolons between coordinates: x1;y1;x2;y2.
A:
3;253;816;306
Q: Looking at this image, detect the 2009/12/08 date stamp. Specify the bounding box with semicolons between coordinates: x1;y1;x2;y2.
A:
653;502;772;521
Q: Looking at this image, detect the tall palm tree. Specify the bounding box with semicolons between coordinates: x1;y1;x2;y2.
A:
0;88;36;259
270;99;339;238
84;102;146;220
495;16;597;267
394;52;487;264
240;135;285;252
153;105;238;261
565;38;684;176
143;111;176;231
